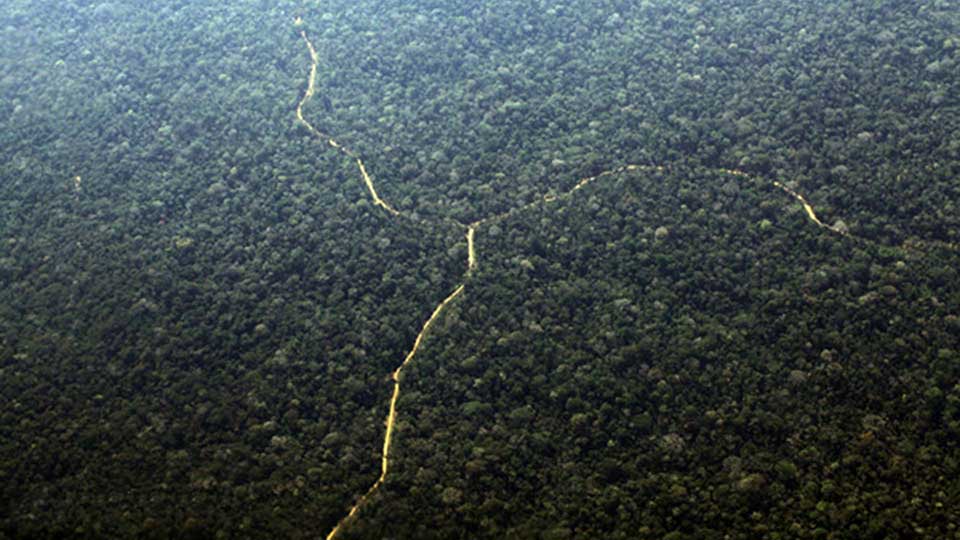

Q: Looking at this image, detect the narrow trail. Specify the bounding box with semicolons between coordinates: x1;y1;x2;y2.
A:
719;168;845;235
295;27;400;218
322;282;466;540
292;20;953;539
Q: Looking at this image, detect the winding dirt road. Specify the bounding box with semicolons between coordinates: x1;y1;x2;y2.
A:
292;21;946;539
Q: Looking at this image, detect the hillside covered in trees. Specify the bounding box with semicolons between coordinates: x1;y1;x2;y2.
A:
1;0;958;539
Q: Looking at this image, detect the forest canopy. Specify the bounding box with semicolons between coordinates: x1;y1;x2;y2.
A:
1;0;958;539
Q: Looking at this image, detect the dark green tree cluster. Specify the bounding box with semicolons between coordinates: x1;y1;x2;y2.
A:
354;166;960;539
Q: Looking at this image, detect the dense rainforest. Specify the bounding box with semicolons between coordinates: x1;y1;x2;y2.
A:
1;0;958;539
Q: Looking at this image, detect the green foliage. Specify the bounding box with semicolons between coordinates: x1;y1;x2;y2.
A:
2;0;959;538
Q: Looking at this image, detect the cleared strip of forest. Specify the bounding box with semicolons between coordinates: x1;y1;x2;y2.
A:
292;20;950;539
